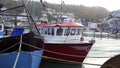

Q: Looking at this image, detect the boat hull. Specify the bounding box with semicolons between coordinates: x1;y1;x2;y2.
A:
40;60;82;68
43;42;93;63
0;32;44;68
0;50;43;68
0;32;44;52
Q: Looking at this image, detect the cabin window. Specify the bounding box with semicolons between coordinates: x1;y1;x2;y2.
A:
70;29;76;35
76;29;81;35
51;28;54;36
44;28;48;35
41;27;44;34
48;28;51;35
0;25;2;30
64;29;70;36
56;28;63;36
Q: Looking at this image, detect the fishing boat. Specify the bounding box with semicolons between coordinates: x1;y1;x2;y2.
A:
33;15;95;68
0;0;44;68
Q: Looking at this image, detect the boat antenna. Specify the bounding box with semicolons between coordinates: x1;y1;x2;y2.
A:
60;0;64;22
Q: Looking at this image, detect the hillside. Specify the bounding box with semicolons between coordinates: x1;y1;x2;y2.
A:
0;0;110;20
45;2;110;20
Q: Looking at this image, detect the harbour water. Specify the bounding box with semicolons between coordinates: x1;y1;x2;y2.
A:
83;38;120;68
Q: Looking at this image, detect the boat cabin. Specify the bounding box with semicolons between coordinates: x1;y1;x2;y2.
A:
38;22;86;43
0;23;25;38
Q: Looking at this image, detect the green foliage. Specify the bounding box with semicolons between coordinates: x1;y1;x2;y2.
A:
45;2;110;20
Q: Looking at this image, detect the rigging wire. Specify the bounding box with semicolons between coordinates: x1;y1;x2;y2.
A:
21;0;41;36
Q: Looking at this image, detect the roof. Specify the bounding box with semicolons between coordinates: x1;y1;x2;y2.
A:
34;22;85;28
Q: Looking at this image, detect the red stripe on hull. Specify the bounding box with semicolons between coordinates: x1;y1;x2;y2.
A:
43;43;93;63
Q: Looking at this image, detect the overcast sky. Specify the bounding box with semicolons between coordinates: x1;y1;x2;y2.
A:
37;0;120;11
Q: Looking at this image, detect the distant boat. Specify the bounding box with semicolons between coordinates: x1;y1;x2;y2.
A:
34;21;95;68
0;1;44;68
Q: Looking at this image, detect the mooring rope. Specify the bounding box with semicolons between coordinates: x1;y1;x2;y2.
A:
21;42;113;66
86;56;111;58
0;51;18;56
23;51;82;64
83;62;102;66
0;41;109;67
0;39;109;67
22;50;102;66
22;42;86;58
13;35;23;68
0;42;20;54
22;42;112;58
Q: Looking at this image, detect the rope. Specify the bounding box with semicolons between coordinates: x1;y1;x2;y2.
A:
0;42;20;54
0;41;109;67
83;62;102;66
22;42;112;58
0;50;17;56
23;51;82;64
22;42;86;58
22;50;102;66
13;35;23;68
86;56;111;58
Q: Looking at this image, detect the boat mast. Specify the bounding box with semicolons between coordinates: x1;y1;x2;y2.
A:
31;0;35;17
60;0;64;22
21;0;41;35
60;0;63;22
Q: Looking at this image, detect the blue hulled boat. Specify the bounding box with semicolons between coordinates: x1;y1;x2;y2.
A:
0;50;43;68
0;0;44;68
0;30;44;68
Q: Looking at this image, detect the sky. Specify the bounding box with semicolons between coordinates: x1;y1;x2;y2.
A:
39;0;120;11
